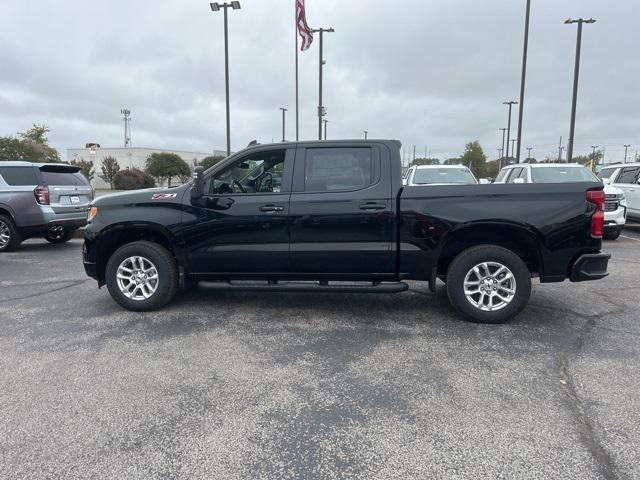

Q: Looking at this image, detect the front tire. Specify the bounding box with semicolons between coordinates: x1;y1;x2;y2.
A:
0;214;22;252
446;245;532;324
603;228;622;241
105;241;178;311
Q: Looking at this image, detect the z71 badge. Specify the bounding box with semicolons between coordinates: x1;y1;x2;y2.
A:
151;193;177;200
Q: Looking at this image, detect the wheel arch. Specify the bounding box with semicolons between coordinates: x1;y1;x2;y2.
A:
436;222;544;279
94;222;180;282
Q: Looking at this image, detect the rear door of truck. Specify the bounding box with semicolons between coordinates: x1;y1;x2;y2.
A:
288;142;395;275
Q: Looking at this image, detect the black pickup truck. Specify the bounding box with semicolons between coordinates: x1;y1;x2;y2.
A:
83;140;609;323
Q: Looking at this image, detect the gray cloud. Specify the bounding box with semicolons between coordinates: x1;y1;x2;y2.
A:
1;0;638;162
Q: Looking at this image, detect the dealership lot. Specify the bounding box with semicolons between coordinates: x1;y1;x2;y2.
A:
1;228;639;479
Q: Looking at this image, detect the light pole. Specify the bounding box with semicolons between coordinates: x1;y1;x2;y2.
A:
527;147;533;160
503;101;518;160
624;144;631;163
210;1;241;157
279;107;287;142
323;119;328;140
510;138;517;158
516;0;532;163
364;130;368;139
310;27;335;141
413;145;416;163
565;18;596;163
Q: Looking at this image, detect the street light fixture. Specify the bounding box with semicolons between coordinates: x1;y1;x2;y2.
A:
279;108;287;142
310;27;335;140
503;101;518;160
564;17;596;163
209;2;242;156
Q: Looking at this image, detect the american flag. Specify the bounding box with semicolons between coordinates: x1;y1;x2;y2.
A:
297;0;313;51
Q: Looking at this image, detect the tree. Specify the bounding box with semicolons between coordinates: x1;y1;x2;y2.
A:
113;168;156;190
99;156;121;189
145;152;191;187
443;157;461;165
200;155;226;170
459;141;488;178
411;157;440;166
0;123;61;163
70;157;95;181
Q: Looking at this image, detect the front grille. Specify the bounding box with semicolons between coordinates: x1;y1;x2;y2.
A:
604;201;619;212
605;194;618;201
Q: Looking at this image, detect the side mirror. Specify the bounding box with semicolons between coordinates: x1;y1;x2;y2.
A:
513;178;525;184
191;166;204;200
636;178;640;185
602;178;611;185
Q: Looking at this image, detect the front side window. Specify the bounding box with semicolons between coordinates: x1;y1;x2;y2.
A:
531;167;598;183
506;168;523;183
305;147;373;192
0;166;38;186
412;168;476;185
616;167;640;184
208;149;286;195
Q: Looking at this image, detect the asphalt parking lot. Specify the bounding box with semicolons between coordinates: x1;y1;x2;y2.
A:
1;227;639;480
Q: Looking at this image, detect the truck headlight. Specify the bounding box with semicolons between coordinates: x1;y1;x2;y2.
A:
87;207;98;222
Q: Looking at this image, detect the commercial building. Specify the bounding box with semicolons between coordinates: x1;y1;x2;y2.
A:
66;146;227;189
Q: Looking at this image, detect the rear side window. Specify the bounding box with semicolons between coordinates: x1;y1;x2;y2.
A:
506;168;523;183
0;166;38;186
41;171;89;186
305;148;373;192
616;167;640;184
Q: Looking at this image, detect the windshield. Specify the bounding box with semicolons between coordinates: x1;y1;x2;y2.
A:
412;168;476;185
597;168;617;180
531;166;598;183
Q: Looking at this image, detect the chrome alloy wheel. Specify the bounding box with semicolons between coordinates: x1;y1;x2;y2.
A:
116;256;159;301
463;262;516;312
0;220;10;249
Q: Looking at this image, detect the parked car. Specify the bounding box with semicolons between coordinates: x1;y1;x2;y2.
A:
495;163;627;240
403;164;478;186
83;140;609;324
597;162;640;223
0;161;94;251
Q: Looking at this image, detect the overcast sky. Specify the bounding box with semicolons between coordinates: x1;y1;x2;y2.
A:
1;0;638;162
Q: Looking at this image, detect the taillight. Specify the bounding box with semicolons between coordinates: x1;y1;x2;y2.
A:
34;185;50;205
587;190;605;237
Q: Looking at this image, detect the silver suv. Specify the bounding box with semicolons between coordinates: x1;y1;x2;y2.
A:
0;161;94;251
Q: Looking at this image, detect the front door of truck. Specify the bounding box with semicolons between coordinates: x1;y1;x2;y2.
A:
288;144;395;275
182;147;294;274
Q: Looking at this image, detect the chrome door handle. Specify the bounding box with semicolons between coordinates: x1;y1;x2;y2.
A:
259;204;284;212
359;203;386;211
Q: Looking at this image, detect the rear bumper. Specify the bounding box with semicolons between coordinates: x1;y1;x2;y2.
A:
19;218;87;237
570;252;610;282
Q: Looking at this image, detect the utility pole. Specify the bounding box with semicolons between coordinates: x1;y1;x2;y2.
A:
624;144;631;163
279;107;287;142
591;145;598;164
311;27;335;141
210;1;242;157
510;138;517;158
516;0;532;163
499;128;507;165
323;119;328;140
558;136;564;162
565;18;596;163
121;108;131;147
527;147;533;160
503;101;518;160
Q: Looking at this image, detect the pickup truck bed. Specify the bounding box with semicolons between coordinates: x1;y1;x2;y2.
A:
83;140;609;323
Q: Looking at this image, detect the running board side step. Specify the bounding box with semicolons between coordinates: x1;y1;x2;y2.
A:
198;280;409;294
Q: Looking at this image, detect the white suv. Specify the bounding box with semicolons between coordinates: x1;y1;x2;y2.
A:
495;163;627;240
597;163;640;223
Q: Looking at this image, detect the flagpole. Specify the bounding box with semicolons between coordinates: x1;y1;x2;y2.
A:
295;0;299;142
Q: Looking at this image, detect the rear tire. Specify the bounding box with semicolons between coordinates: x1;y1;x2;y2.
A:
603;229;622;241
0;214;22;252
105;241;178;311
44;229;74;244
446;245;531;324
